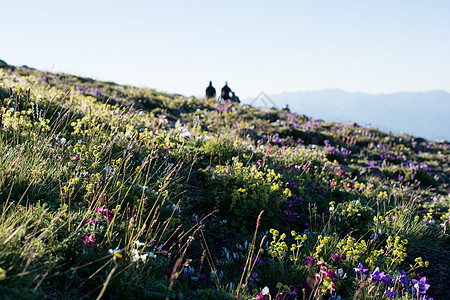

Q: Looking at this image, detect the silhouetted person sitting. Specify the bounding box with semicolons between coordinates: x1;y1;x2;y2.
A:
231;92;240;103
282;104;290;112
221;82;232;101
205;81;216;99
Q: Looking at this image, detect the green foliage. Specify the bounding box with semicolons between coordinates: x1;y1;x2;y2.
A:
0;66;448;300
200;158;285;232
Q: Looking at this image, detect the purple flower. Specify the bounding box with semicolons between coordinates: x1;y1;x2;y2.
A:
283;210;293;218
325;269;337;282
294;196;304;203
370;267;384;282
304;256;316;267
353;263;368;277
399;271;409;285
251;256;263;265
412;276;430;295
384;289;396;298
317;187;325;195
289;180;297;189
398;174;403;181
381;273;392;286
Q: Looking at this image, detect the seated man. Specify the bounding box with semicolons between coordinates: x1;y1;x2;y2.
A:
231;92;240;103
221;82;232;101
205;81;216;99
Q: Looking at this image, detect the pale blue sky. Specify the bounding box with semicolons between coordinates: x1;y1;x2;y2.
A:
2;0;449;98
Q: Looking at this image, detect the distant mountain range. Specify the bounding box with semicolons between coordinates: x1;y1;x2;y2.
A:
244;89;450;142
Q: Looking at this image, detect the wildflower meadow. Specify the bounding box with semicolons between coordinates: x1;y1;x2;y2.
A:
0;65;449;299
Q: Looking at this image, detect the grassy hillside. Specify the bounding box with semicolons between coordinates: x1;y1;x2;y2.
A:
0;64;449;299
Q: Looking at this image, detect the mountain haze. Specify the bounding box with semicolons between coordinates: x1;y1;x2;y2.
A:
246;89;450;142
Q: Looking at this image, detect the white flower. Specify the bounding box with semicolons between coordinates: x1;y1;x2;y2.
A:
172;204;181;213
179;128;192;139
130;248;154;262
134;240;145;247
108;248;121;254
105;165;115;173
336;268;347;279
131;250;140;261
261;286;270;295
139;253;148;262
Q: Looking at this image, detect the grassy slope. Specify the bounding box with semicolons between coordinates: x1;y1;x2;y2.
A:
0;65;449;299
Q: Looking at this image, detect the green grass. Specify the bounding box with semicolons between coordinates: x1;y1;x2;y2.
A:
0;65;449;299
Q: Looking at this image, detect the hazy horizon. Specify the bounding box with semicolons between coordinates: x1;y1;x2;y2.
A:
244;89;450;142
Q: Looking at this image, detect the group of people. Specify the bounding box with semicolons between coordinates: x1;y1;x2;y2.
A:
205;81;240;103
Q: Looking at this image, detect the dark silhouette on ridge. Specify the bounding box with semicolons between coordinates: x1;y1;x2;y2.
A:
205;81;216;99
221;82;232;101
231;91;240;103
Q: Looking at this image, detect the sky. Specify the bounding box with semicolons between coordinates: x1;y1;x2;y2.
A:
2;0;450;98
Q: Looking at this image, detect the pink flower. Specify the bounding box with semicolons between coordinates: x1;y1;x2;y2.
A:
331;253;343;263
325;269;337;282
83;233;98;248
96;207;114;222
87;218;101;226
